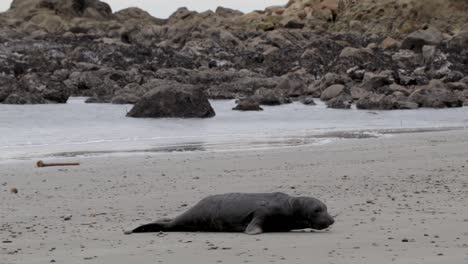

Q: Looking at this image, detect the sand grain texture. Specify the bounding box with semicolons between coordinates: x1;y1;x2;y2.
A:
1;130;468;264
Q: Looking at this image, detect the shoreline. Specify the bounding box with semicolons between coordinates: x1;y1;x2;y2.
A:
1;129;468;263
1;125;467;163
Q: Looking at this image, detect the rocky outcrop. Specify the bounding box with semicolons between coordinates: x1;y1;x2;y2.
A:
408;80;464;108
0;72;71;104
126;84;216;118
0;0;467;111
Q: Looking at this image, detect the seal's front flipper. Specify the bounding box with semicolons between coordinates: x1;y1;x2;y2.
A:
130;222;169;234
245;217;264;235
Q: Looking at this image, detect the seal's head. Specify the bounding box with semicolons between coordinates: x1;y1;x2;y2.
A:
292;197;335;230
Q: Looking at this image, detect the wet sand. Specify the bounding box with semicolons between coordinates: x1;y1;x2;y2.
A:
1;130;468;264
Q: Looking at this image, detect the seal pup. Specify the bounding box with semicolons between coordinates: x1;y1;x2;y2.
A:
126;192;334;235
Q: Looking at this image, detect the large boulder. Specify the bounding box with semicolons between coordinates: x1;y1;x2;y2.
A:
408;80;464;108
401;27;444;51
360;72;394;92
320;84;346;101
127;84;216;118
326;94;352;109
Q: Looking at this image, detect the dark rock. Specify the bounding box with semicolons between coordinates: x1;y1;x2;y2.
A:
409;80;464;108
448;31;468;51
233;98;263;111
127;84;216;118
3;92;46;104
326;94;352;109
392;50;422;69
85;96;111;104
357;93;419;110
283;20;305;29
0;75;17;102
347;66;366;81
446;82;468;91
300;97;316;105
361;72;394;92
215;7;243;17
398;73;429;86
111;93;140;104
442;71;464;83
401;27;444;51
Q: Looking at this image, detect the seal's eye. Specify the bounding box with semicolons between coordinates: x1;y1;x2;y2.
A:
314;208;322;213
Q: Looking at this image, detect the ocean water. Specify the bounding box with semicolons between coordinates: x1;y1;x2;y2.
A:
0;97;467;161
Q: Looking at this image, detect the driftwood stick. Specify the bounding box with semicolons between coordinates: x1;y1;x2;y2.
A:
36;160;80;168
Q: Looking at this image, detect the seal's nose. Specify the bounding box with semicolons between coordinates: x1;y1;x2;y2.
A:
329;218;335;226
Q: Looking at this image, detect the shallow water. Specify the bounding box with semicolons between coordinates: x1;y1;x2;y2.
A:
0;98;467;161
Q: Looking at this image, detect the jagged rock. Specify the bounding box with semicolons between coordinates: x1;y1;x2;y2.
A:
326;94;352;109
401;27;444;51
1;0;468;110
111;93;140;104
3;92;46;104
346;66;365;81
351;86;370;100
127;84;215;118
215;7;243;17
0;75;17;102
392;50;422;69
283;19;305;29
315;73;352;96
442;71;464;83
232;98;263;111
448;31;468;51
408;80;464;108
360;72;393;92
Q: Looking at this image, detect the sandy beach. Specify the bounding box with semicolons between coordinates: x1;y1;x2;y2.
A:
1;129;468;264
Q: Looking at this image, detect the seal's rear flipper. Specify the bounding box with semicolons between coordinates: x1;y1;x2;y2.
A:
130;222;169;234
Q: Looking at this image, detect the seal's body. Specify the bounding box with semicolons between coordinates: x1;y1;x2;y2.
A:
127;193;334;235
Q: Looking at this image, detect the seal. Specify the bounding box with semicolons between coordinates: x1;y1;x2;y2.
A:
126;192;334;235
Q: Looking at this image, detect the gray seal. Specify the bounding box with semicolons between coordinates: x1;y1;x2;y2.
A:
126;192;334;235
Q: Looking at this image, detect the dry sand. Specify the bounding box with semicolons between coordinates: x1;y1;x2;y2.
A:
1;130;468;264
